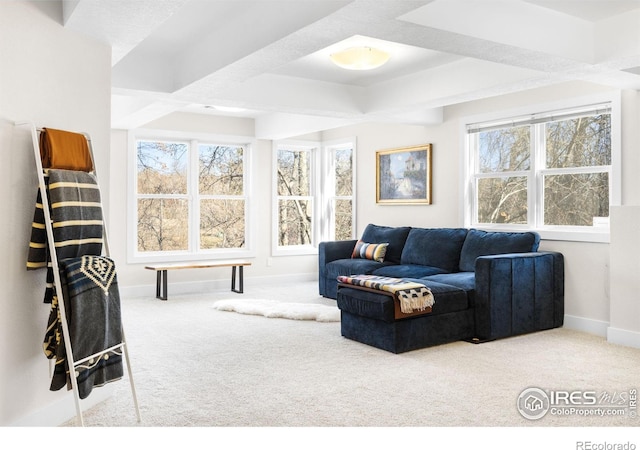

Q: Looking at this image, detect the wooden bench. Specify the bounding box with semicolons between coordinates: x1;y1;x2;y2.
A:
145;260;252;300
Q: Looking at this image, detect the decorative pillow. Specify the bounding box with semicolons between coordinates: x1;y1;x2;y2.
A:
351;241;389;263
360;224;411;263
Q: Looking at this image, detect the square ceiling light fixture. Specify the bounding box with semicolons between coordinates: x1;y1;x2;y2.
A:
330;45;390;70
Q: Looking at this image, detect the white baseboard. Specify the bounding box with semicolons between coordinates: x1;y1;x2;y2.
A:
607;326;640;349
10;384;115;427
564;315;640;349
119;272;317;299
563;314;609;337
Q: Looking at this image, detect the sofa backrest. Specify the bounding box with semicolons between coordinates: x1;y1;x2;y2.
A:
360;224;411;264
400;228;468;272
458;229;541;272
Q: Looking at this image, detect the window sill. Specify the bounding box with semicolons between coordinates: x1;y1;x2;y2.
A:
271;245;318;257
537;229;609;243
471;224;610;244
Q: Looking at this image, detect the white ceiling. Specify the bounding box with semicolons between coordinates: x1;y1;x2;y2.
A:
61;0;640;139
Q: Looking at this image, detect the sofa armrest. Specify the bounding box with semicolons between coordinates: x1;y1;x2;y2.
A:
319;240;357;266
318;240;357;296
474;251;564;341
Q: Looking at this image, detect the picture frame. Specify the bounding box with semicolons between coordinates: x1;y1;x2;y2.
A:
376;144;432;204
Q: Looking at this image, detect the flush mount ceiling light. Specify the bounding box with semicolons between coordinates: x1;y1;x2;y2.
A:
329;46;390;70
205;105;246;112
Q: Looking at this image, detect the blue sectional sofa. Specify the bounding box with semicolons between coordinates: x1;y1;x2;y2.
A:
319;224;564;353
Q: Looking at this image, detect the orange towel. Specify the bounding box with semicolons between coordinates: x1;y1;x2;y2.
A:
40;128;93;172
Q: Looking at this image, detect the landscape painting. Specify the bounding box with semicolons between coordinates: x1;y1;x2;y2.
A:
376;144;432;204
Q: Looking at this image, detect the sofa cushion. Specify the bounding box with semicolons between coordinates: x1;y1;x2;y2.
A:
325;258;391;282
458;229;540;272
360;224;411;264
337;280;469;323
400;227;468;272
351;241;389;262
423;272;476;292
372;264;448;279
422;272;476;306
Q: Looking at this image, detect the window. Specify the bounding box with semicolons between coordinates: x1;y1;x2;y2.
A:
130;131;252;262
325;141;355;241
136;139;190;252
198;143;246;249
275;143;315;249
465;95;620;242
273;139;355;254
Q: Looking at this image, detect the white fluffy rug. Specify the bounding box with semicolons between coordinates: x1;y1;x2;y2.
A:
213;298;341;322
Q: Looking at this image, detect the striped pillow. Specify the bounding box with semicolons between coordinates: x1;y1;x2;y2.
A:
351;241;389;263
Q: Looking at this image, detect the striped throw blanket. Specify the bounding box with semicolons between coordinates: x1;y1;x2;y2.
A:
337;274;434;313
27;169;104;303
44;255;123;399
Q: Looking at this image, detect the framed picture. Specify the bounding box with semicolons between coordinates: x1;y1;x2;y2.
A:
376;144;432;204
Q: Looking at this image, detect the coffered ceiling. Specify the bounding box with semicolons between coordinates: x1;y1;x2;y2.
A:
61;0;640;138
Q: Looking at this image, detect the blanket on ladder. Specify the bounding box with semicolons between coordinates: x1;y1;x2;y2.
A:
44;255;124;400
26;169;104;303
337;274;434;313
39;127;93;172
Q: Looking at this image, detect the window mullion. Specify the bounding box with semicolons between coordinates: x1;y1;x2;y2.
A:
190;139;199;254
467;132;478;227
475;170;529;179
532;123;545;229
313;146;320;247
325;146;337;242
321;146;330;242
540;166;611;176
313;145;324;245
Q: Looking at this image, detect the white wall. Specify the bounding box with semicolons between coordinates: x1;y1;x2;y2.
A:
609;90;640;347
0;2;111;426
610;206;640;345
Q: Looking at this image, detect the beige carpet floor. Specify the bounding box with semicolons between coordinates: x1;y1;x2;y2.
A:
63;280;640;445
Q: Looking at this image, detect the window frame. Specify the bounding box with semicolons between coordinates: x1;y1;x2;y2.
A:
462;93;621;243
127;129;255;264
271;138;356;256
272;140;319;256
322;139;357;242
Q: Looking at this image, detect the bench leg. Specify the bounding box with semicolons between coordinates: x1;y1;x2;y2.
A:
231;265;244;293
156;270;168;300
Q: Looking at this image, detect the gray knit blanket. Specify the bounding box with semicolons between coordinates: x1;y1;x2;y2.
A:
44;255;124;399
